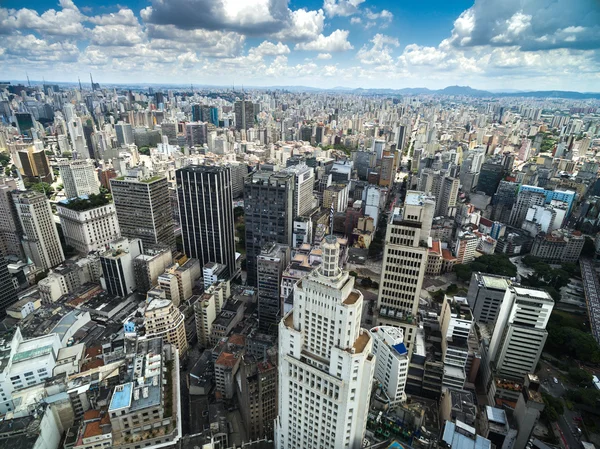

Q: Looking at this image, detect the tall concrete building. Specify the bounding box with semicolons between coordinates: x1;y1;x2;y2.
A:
276;236;375;449
376;191;434;352
57;196;120;255
110;171;175;251
177;165;236;278
437;176;460;217
281;163;316;217
235;99;255;131
0;257;18;318
100;237;143;297
489;286;554;381
57;159;99;199
509;189;546;228
0;177;23;258
144;294;188;356
466;273;512;324
12;190;65;271
18;146;52;183
244;171;295;287
115;122;134;146
257;242;290;334
185;122;208;147
370;326;409;406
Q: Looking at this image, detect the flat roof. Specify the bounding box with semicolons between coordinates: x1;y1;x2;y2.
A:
109;382;133;411
513;286;552;300
13;345;53;363
481;275;510;290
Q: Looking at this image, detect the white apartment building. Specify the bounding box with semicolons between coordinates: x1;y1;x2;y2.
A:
376;191;435;352
144;297;188;356
370;326;409;406
12;190;65;271
276;235;375;449
439;298;474;391
193;280;229;347
489;286;554;381
57;159;100;199
57;200;120;255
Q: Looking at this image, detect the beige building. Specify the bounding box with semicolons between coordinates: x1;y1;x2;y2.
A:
57;159;100;199
144;296;188;356
193;280;230;347
376;191;434;353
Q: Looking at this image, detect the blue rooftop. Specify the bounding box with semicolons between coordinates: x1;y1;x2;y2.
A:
109;382;133;411
392;343;408;356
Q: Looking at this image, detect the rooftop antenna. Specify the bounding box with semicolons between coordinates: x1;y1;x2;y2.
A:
26;73;31;87
90;73;94;91
78;77;82;91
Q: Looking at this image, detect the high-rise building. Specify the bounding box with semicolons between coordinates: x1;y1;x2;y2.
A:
57;159;100;199
144;294;188;356
244;171;295;287
115;122;134;146
57;196;120;255
235;99;255;131
15;112;35;137
276;236;375;449
0;257;18;318
257;242;290;334
489;286;553;381
466;273;512;324
100;237;143;297
110;171;175;250
370;326;409;406
18;146;53;183
281;163;316;217
509;189;546;228
437;176;460;217
0;177;23;258
12;190;65;271
177;165;236;278
376;191;435;352
477;163;504;196
185;122;208;146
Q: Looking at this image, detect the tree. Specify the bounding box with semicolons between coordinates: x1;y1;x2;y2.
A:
454;264;472;282
30;182;55;198
0;152;10;166
568;368;593;386
138;146;150;156
234;206;245;220
582;237;596;257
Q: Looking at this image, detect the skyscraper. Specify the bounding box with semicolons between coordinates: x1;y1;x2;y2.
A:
176;165;236;278
185;122;208;146
370;326;409;406
477;163;504;196
57;159;100;199
488;286;553;381
12;190;65;271
110;171;175;251
100;237;143;297
244;171;295;287
235;99;255;131
276;236;375;449
115;122;134;146
257;242;290;333
281;163;316;217
18;146;53;183
376;191;435;352
0;177;23;258
0;257;18;318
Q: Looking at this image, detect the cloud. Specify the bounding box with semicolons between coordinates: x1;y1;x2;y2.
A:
350;17;362;25
0;2;86;37
250;41;290;56
317;53;332;59
272;8;324;41
88;8;138;26
323;0;365;17
295;29;353;52
90;24;145;46
365;9;393;21
356;34;399;65
446;0;600;51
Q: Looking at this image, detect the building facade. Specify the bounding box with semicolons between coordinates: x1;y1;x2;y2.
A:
370;326;409;406
57;159;100;199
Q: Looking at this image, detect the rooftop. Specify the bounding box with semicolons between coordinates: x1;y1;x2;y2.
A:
351;331;371;354
481;275;510;291
343;290;361;305
108;382;133;411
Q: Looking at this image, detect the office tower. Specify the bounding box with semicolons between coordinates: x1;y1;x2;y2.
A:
57;159;100;198
276;236;375;449
209;107;219;127
509;189;546;228
68;116;89;157
115;122;134;146
379;155;394;187
376;191;435;352
467;273;512;324
193;281;229;347
439;298;474;391
144;294;188;356
18;146;53;183
177;165;236;278
191;104;201;122
354;150;376;179
315;124;324;144
15;112;35;137
228;161;248;198
395;124;407;151
185;122;208;146
257;242;290;334
281;164;316;217
437;176;459;217
235;99;254;131
12;190;65;271
57;196;120;255
244;171;295;287
100;237;143;297
372;139;385;160
492;181;519;223
0;257;18;318
455;231;478;264
110;172;175;251
476;163;504;196
530;228;584;263
160;121;177;144
489;286;553;381
133;248;173;293
237;355;278;441
0;177;23;258
370;326;409;406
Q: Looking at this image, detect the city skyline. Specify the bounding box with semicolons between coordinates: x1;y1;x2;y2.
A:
1;0;598;91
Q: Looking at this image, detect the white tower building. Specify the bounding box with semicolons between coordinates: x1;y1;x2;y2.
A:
370;326;409;406
276;235;375;449
57;159;100;199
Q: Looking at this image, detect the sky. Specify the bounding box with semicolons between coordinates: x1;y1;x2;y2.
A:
1;0;599;91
